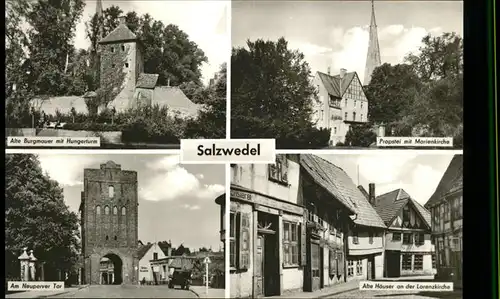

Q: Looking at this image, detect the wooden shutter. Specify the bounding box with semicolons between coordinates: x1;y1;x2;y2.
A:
239;212;250;269
329;249;337;275
300;223;307;266
337;251;344;276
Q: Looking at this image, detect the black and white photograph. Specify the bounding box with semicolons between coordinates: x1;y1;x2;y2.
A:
6;0;228;148
5;153;226;298
228;153;462;298
231;1;463;149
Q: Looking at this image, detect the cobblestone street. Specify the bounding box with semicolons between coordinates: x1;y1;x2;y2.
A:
47;285;198;298
325;289;462;299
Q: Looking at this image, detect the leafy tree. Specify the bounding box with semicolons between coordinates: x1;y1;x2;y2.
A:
185;63;227;139
26;0;85;96
405;32;463;81
365;63;422;124
344;124;377;147
231;37;330;148
5;0;34;127
172;244;191;256
5;154;80;280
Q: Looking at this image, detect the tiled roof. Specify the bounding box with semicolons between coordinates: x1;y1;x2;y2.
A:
424;155;463;208
137;243;154;260
374;189;431;229
99;24;137;44
152;86;201;118
136;73;159;89
300;155;386;228
357;185;369;200
317;71;357;97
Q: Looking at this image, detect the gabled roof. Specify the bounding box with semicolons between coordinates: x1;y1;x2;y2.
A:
424;155;463;208
374;188;431;229
316;71;357;98
152;86;201;117
300;155;386;229
137;243;154;260
136;73;159;89
99;24;137;44
357;185;369;200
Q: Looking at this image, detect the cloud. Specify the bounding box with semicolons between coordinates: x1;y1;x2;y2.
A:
38;155;95;186
288;41;333;57
357;154;417;185
141;157;225;202
196;184;225;200
182;204;201;210
326;25;441;84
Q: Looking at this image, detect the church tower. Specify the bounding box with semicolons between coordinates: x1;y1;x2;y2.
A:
79;161;139;285
364;0;382;85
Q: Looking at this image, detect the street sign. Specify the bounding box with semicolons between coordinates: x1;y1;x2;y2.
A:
203;257;211;264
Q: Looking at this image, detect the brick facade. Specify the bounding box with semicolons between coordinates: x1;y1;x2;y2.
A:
80;161;139;285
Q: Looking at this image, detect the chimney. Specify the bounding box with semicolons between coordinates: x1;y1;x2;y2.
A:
368;183;376;206
119;16;126;25
340;68;347;79
327;67;331;75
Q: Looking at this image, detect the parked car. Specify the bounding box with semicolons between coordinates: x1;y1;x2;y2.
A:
168;269;192;290
56;122;67;129
47;122;57;128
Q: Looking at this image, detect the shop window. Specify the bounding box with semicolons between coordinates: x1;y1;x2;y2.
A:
402;254;412;270
268;155;288;184
403;233;413;245
356;260;363;276
347;260;354;277
414;255;423;270
283;221;299;266
392;232;401;241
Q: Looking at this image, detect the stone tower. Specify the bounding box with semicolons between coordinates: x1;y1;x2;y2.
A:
98;16;144;110
80;161;139;285
364;0;382;85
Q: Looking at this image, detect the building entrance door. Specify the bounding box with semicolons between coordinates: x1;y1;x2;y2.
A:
386;251;401;278
311;242;321;291
367;257;374;280
255;234;264;297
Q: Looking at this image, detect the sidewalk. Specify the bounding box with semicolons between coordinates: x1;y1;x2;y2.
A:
6;285;88;298
270;280;359;298
189;286;225;298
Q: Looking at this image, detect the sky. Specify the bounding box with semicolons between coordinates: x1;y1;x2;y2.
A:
232;0;463;84
319;152;459;206
37;153;225;251
73;1;229;85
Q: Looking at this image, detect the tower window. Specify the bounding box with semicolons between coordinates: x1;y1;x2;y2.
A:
121;45;125;51
109;186;114;198
96;205;101;215
114;236;117;241
113;206;118;215
122;207;126;215
124;63;129;68
106;235;109;241
111;63;116;68
104;206;110;215
111;47;115;53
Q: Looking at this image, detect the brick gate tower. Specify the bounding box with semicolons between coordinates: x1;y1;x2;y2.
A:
79;161;139;285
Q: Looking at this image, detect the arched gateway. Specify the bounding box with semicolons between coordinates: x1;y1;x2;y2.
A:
79;161;139;285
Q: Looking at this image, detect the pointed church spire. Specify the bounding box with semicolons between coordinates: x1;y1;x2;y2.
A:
364;0;382;85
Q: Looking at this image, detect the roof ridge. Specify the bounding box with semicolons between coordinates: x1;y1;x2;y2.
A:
375;188;400;199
